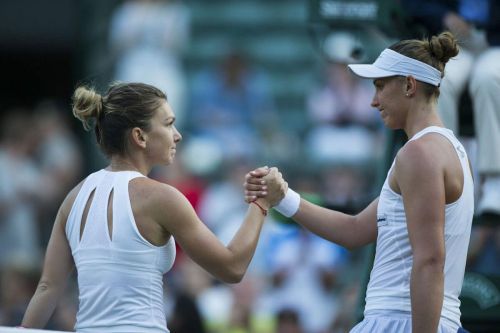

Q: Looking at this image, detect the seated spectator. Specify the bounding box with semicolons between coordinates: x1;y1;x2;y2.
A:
0;111;42;270
403;0;500;219
306;62;383;164
259;194;349;333
109;0;190;129
189;50;276;161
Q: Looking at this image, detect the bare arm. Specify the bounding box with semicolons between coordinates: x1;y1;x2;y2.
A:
292;197;378;249
21;190;76;328
245;168;378;249
396;141;445;333
154;168;286;283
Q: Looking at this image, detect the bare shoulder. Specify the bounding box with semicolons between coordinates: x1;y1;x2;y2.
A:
129;177;189;206
58;179;86;227
128;177;195;223
396;134;445;175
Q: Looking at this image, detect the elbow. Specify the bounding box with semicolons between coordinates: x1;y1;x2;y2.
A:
224;274;244;284
37;280;51;293
342;240;361;251
221;268;245;284
414;253;445;272
36;278;61;296
218;263;246;284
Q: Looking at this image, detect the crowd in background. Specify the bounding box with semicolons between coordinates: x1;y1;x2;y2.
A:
0;0;498;332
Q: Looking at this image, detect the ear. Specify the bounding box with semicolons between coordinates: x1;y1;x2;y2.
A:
130;127;147;149
404;76;417;97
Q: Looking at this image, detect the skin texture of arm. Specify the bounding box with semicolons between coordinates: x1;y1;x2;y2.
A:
244;168;378;249
21;184;80;328
150;167;286;283
292;197;378;249
395;138;446;333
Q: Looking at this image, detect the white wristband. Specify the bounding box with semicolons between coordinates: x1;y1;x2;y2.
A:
274;188;300;217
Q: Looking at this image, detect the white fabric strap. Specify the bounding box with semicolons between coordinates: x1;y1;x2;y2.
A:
274;188;301;217
348;49;442;86
375;49;442;86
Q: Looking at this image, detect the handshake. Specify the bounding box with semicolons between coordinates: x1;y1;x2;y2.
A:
243;166;301;218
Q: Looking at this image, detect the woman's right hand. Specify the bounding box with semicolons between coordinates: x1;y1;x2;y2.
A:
244;166;287;207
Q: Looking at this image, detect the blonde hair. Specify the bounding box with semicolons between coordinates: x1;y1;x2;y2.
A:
72;86;103;131
389;31;459;98
72;82;167;156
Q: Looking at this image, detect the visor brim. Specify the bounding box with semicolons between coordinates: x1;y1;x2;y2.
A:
347;64;397;79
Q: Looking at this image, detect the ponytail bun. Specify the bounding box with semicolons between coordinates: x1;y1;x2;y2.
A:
72;86;103;130
428;31;459;66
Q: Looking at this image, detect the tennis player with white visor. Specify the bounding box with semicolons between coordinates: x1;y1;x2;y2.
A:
245;31;473;333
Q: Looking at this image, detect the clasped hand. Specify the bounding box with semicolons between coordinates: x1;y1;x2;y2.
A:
243;166;287;207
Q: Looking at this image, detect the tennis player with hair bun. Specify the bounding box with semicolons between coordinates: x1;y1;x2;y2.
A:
21;82;286;332
246;31;473;333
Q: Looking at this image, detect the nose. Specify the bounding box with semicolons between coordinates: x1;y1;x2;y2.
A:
371;93;379;108
174;126;182;142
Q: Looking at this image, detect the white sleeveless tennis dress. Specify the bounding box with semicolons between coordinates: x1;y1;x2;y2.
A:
66;169;176;333
350;127;474;333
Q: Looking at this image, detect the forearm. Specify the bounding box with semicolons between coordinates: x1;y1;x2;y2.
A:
293;199;376;249
225;204;266;282
22;282;64;328
411;260;444;333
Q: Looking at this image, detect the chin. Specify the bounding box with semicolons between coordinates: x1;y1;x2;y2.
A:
383;119;399;130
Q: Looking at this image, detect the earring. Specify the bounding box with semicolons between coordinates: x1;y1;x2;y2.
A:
406;93;409;97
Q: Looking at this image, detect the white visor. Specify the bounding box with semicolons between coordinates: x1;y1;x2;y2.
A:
348;49;442;86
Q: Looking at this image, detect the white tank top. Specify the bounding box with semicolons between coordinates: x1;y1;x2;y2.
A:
365;126;474;329
65;169;176;333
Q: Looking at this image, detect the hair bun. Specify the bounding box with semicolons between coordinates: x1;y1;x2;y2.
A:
428;31;459;65
72;86;103;130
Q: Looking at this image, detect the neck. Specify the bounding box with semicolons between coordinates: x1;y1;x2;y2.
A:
108;155;149;176
404;99;443;138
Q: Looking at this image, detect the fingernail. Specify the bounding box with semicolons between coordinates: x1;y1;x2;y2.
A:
262;192;267;195
261;181;265;185
262;186;267;190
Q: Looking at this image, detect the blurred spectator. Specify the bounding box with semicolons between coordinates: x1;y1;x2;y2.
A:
0;261;39;326
189;50;276;161
320;165;372;210
110;0;190;128
307;62;380;130
276;308;303;333
169;292;207;333
403;0;500;219
197;159;254;233
0;111;42;269
467;226;500;275
34;101;83;196
33;101;83;245
306;62;382;165
305;62;383;209
259;197;350;333
330;283;360;333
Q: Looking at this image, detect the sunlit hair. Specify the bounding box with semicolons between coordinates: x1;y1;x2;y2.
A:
389;31;459;99
72;82;167;157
